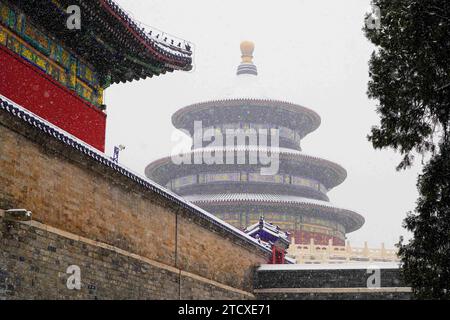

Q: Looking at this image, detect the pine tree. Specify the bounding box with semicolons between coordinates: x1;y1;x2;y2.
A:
364;0;450;298
399;142;450;298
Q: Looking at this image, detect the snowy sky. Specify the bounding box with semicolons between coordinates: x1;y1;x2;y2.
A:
106;0;423;248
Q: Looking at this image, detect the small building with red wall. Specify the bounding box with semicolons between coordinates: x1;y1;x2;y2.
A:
245;217;293;264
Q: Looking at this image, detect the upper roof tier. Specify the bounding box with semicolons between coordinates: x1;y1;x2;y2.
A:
172;41;320;140
172;99;321;142
11;0;193;84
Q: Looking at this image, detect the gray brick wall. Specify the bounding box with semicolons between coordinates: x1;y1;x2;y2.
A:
0;217;253;300
0;108;268;292
254;267;412;300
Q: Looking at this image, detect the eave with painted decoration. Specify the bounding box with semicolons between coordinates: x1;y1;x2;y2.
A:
10;0;193;85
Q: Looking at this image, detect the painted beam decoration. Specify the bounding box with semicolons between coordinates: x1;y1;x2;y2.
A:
0;0;193;151
0;2;103;107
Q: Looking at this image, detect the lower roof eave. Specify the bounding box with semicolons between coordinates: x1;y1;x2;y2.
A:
184;193;365;233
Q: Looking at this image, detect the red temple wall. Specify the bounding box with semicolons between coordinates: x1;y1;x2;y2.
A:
0;46;106;151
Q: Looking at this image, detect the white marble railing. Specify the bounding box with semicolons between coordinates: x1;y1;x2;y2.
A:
287;238;400;264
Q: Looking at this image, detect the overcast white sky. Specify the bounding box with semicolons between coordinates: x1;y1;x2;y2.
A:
106;0;423;248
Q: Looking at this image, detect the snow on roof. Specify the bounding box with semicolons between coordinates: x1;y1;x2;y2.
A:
103;0;193;60
220;73;270;100
184;193;358;213
245;217;289;242
172;98;321;131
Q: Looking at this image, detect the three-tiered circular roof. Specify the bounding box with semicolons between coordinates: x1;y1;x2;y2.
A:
145;41;365;241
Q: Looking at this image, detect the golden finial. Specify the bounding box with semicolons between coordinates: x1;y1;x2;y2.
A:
240;41;255;64
237;41;257;76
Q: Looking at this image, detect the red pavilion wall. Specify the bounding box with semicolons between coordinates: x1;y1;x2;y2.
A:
0;46;106;151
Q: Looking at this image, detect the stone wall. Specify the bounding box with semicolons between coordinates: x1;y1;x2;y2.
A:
0;213;253;299
254;265;412;300
0;104;270;299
